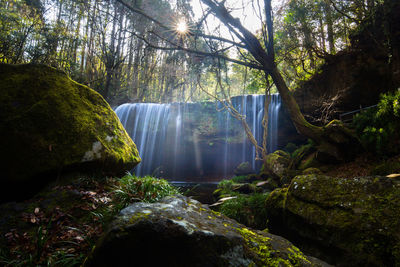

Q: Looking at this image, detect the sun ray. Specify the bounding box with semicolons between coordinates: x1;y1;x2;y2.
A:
176;20;188;35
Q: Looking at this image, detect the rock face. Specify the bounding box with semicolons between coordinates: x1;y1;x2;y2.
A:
0;64;140;202
85;195;329;267
265;174;400;266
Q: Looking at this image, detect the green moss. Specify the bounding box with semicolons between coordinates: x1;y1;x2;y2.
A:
0;64;140;199
219;193;270;229
262;150;291;178
231;175;249;183
266;174;400;265
128;211;151;224
237;227;309;266
291;141;316;168
298;152;319;170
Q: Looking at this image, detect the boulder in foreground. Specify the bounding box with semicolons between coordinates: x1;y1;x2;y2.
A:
85;195;330;267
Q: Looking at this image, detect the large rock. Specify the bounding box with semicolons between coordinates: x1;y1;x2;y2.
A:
0;64;140;202
262;151;291;177
261;150;296;185
265;174;400;266
85;195;329;267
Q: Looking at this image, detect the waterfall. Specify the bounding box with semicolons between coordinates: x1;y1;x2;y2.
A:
268;94;281;153
114;103;170;177
115;94;282;181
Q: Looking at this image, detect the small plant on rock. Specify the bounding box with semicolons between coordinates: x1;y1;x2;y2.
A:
219;193;270;230
113;173;180;206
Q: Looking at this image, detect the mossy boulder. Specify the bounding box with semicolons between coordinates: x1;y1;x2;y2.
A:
0;64;140;202
261;150;294;185
85;195;329;267
265;174;400;266
262;150;291;177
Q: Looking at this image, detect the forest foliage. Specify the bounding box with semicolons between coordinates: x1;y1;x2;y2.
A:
353;90;400;156
0;0;385;104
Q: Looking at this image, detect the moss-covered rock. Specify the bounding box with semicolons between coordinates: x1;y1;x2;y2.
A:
265;174;400;266
85;195;329;267
261;150;291;179
291;142;316;168
0;64;140;202
298;152;320;170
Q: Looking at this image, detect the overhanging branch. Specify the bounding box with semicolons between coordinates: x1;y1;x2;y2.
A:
139;35;263;70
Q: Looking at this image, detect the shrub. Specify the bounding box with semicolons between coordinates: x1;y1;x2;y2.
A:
219;193;270;230
231;175;248;183
217;179;234;191
353;90;400;156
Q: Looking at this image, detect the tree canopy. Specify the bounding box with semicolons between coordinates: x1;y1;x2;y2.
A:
0;0;386;105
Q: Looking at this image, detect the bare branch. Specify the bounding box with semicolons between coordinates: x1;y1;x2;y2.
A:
201;0;273;71
129;30;264;70
194;33;246;48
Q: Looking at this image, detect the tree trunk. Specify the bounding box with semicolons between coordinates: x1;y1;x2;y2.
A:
324;0;336;54
202;0;360;161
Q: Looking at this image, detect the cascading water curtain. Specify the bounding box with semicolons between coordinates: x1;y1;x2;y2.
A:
115;103;171;177
115;94;281;179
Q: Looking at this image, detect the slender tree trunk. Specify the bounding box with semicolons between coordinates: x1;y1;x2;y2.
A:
324;0;336;54
319;17;326;52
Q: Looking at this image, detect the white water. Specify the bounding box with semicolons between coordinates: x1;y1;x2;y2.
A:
115;94;282;180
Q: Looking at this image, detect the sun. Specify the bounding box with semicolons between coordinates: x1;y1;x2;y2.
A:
176;20;188;34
